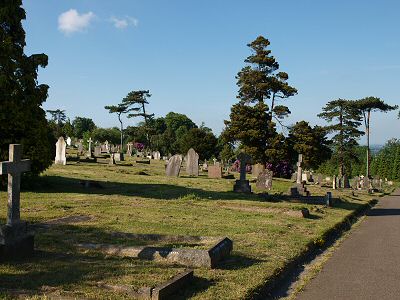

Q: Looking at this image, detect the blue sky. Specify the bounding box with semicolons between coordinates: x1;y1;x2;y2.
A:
23;0;399;144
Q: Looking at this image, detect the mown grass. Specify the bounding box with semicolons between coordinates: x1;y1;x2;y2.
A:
0;157;391;299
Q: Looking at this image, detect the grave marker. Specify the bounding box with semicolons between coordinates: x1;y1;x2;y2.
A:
186;148;199;176
256;169;273;190
296;154;303;184
55;137;66;165
166;155;182;177
233;153;252;193
0;144;34;259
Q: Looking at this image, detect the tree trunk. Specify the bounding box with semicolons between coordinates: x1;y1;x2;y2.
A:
118;114;123;152
366;110;370;178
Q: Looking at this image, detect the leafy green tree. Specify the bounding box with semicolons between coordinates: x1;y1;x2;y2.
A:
72;117;96;138
177;127;218;159
224;102;270;163
287;121;332;170
0;0;53;176
104;102;129;148
355;97;398;177
46;109;67;137
92;127;120;145
63;118;74;138
318;99;363;177
164;112;197;132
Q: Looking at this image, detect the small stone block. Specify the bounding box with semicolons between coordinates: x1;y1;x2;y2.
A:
233;180;251;193
151;269;194;300
301;208;310;218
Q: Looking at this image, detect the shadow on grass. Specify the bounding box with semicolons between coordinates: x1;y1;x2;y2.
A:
24;176;365;212
0;222;230;298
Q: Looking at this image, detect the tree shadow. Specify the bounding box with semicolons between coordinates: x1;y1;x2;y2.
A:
367;208;400;216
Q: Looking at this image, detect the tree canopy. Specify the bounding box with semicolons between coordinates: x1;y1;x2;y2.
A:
0;0;53;176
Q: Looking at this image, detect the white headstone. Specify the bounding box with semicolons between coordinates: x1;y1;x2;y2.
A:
55;137;67;165
66;137;72;146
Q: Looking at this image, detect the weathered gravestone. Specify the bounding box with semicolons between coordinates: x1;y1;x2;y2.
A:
166;155;183;177
109;153;116;165
202;160;208;171
114;152;124;162
55;136;67;165
233;153;252;193
66;136;72;146
208;165;222;178
94;146;101;157
256;169;273;190
78;142;84;156
153;151;161;160
0;144;34;260
296;154;303;184
186;148;199;176
252;163;265;177
126;142;133;156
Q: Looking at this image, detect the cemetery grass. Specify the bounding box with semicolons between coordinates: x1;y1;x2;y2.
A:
0;159;388;299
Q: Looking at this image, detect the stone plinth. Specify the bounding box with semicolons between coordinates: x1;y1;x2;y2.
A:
0;222;34;260
233;180;251;193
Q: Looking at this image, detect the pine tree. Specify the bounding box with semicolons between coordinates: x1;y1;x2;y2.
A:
224;36;297;164
318;99;363;177
355;97;398;177
0;0;53;176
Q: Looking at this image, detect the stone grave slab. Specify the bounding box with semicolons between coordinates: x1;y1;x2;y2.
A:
55;137;66;165
166;155;182;177
208;165;222;178
186;148;199;176
256;169;273;190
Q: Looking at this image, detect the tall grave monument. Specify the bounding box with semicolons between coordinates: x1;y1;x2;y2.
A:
296;154;303;184
186;148;199;176
233;153;252;193
55;136;66;165
0;144;34;259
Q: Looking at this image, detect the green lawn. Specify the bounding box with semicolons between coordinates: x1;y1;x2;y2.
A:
0;158;389;299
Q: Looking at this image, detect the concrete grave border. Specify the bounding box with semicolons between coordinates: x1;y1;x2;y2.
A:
77;237;233;268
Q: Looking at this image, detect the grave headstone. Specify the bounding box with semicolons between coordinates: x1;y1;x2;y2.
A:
296;154;303;184
252;163;265;177
66;136;72;146
208;165;222;178
114;152;124;162
213;158;217;165
202;160;208;171
76;141;83;156
55;137;67;165
332;175;337;189
0;144;34;259
153;151;161;160
94;146;101;157
126;142;133;156
186;148;199;176
256;169;273;190
166;155;183;177
104;141;110;153
109;153;116;165
233;153;252;193
87;138;93;158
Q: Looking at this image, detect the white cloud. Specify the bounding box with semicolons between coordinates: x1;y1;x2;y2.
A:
110;16;139;29
58;9;95;35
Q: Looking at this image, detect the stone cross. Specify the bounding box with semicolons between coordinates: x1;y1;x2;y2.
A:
87;138;93;154
296;154;303;184
0;144;31;226
237;153;251;181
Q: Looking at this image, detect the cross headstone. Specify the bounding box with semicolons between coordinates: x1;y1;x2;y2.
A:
0;144;34;259
296;154;303;184
55;137;67;165
87;138;93;158
0;144;31;225
186;148;199;176
233;153;252;193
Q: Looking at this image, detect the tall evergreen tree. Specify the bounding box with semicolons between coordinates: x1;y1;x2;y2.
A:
355;97;398;177
104;102;129;148
224;36;296;164
318;99;363;176
0;0;53;176
125;90;154;148
287;121;332;170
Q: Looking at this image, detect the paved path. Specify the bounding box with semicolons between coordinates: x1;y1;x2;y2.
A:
296;189;400;300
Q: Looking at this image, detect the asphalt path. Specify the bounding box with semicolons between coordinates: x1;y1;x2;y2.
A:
296;189;400;300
